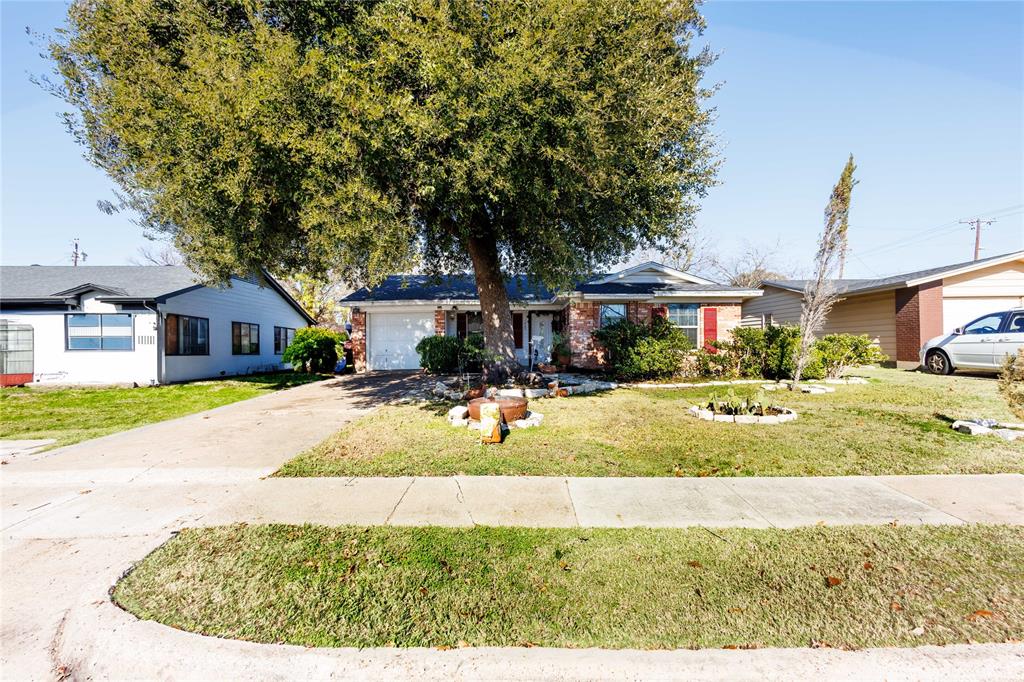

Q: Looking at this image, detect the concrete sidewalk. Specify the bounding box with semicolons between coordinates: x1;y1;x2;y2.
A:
5;474;1020;540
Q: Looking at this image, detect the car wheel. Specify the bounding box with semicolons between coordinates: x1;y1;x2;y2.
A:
925;350;953;375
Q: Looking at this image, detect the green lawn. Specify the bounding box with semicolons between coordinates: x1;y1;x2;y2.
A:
277;368;1024;478
0;372;323;448
114;523;1024;650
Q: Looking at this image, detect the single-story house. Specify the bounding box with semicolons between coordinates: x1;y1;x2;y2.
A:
341;262;763;372
741;250;1024;368
0;265;314;385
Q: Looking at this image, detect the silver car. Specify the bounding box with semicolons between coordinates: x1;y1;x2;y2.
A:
921;308;1024;374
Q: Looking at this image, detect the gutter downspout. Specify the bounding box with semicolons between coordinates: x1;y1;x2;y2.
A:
143;301;164;385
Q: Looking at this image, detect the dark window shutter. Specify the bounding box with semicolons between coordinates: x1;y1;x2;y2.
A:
456;313;467;339
165;314;178;355
513;312;523;349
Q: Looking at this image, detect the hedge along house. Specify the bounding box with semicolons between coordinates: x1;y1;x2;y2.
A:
741;250;1024;369
0;266;314;385
341;262;762;372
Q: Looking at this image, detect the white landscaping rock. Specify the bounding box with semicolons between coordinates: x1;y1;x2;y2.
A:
992;428;1021;442
498;388;524;398
448;405;469;420
512;411;544;429
444;390;464;401
524;388;549;399
484;387;498;398
449;418;469;428
951;420;993;436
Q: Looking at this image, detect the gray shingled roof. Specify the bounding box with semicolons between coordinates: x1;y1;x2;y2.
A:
763;250;1024;296
342;273;756;303
576;281;754;296
1;266;201;301
0;265;316;323
342;275;555;303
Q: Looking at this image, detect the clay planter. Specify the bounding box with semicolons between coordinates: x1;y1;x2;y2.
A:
467;396;529;422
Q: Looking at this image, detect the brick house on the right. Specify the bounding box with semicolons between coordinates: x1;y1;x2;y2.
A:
742;250;1024;368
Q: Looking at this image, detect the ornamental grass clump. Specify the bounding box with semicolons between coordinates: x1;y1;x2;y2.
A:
706;388;782;416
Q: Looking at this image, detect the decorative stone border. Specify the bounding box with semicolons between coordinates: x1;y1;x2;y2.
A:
687;405;798;425
951;420;1022;442
447;405;544;429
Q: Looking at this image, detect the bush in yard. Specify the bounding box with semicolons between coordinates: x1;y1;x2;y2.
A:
593;317;691;380
283;328;344;373
814;334;887;379
415;335;463;374
999;351;1024;421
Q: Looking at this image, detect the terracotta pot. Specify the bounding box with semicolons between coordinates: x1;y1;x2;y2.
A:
467;397;529;422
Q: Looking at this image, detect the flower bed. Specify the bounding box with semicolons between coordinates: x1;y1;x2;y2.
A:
688;404;798;425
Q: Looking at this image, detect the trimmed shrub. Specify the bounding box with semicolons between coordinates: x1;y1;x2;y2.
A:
815;333;888;379
283;327;345;373
999;351;1024;421
593;317;691;380
696;324;824;381
415;335;463;374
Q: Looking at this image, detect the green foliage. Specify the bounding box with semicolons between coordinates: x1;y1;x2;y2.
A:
706;388;770;416
695;325;827;381
550;333;570;363
282;327;344;373
593;317;691;380
999;351;1024;421
815;334;888;379
50;0;716;295
415;336;463;374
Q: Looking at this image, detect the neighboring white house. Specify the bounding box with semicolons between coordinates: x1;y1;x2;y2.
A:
0;266;314;385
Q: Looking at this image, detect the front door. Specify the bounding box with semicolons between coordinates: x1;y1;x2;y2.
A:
945;312;1005;369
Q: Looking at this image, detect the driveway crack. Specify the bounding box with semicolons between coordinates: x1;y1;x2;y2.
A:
453;476;475;526
385;478;415;525
565;478;581;527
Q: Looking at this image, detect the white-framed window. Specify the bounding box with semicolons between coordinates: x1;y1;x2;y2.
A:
66;313;134;351
667;303;699;346
599;303;626;327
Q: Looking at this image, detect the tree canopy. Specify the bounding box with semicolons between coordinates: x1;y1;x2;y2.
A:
50;0;717;370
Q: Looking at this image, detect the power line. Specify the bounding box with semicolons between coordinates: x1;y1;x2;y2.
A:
854;204;1022;258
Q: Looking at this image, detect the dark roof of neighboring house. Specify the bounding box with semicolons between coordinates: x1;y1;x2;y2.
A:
763;250;1024;297
342;274;758;303
342;275;556;303
0;265;315;323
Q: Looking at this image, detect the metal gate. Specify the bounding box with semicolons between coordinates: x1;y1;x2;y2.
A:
0;321;34;387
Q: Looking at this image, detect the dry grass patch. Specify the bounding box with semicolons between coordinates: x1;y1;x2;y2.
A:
277;369;1024;477
114;524;1024;650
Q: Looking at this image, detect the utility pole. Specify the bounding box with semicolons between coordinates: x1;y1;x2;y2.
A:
70;238;87;266
959;218;996;261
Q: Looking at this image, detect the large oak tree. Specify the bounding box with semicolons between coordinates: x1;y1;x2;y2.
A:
50;0;717;375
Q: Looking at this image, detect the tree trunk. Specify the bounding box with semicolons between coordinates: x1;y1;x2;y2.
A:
466;232;520;383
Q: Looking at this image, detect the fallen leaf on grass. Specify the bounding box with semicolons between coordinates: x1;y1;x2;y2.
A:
862;561;874;571
558;560;570;571
436;645;453;651
419;587;429;596
687;560;703;569
727;607;745;614
890;601;903;612
826;576;843;587
967;610;995;621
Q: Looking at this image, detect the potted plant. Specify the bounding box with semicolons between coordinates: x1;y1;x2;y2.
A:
551;333;571;367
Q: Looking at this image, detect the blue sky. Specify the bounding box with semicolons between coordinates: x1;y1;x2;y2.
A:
2;0;1022;277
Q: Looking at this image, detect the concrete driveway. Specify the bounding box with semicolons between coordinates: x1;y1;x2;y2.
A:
1;373;409;680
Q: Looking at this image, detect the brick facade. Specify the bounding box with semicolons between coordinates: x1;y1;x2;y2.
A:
567;301;745;370
433;309;447;336
567;301;605;369
350;310;367;372
895;281;943;364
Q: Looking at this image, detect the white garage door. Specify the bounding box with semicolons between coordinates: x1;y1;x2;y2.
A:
367;312;435;370
943;297;1021;334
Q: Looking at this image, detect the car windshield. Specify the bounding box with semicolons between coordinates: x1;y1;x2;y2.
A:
962;313;1005;335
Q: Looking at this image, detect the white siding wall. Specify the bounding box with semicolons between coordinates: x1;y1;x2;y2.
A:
1;294;159;385
741;286;803;326
160;279;309;383
942;259;1024;300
